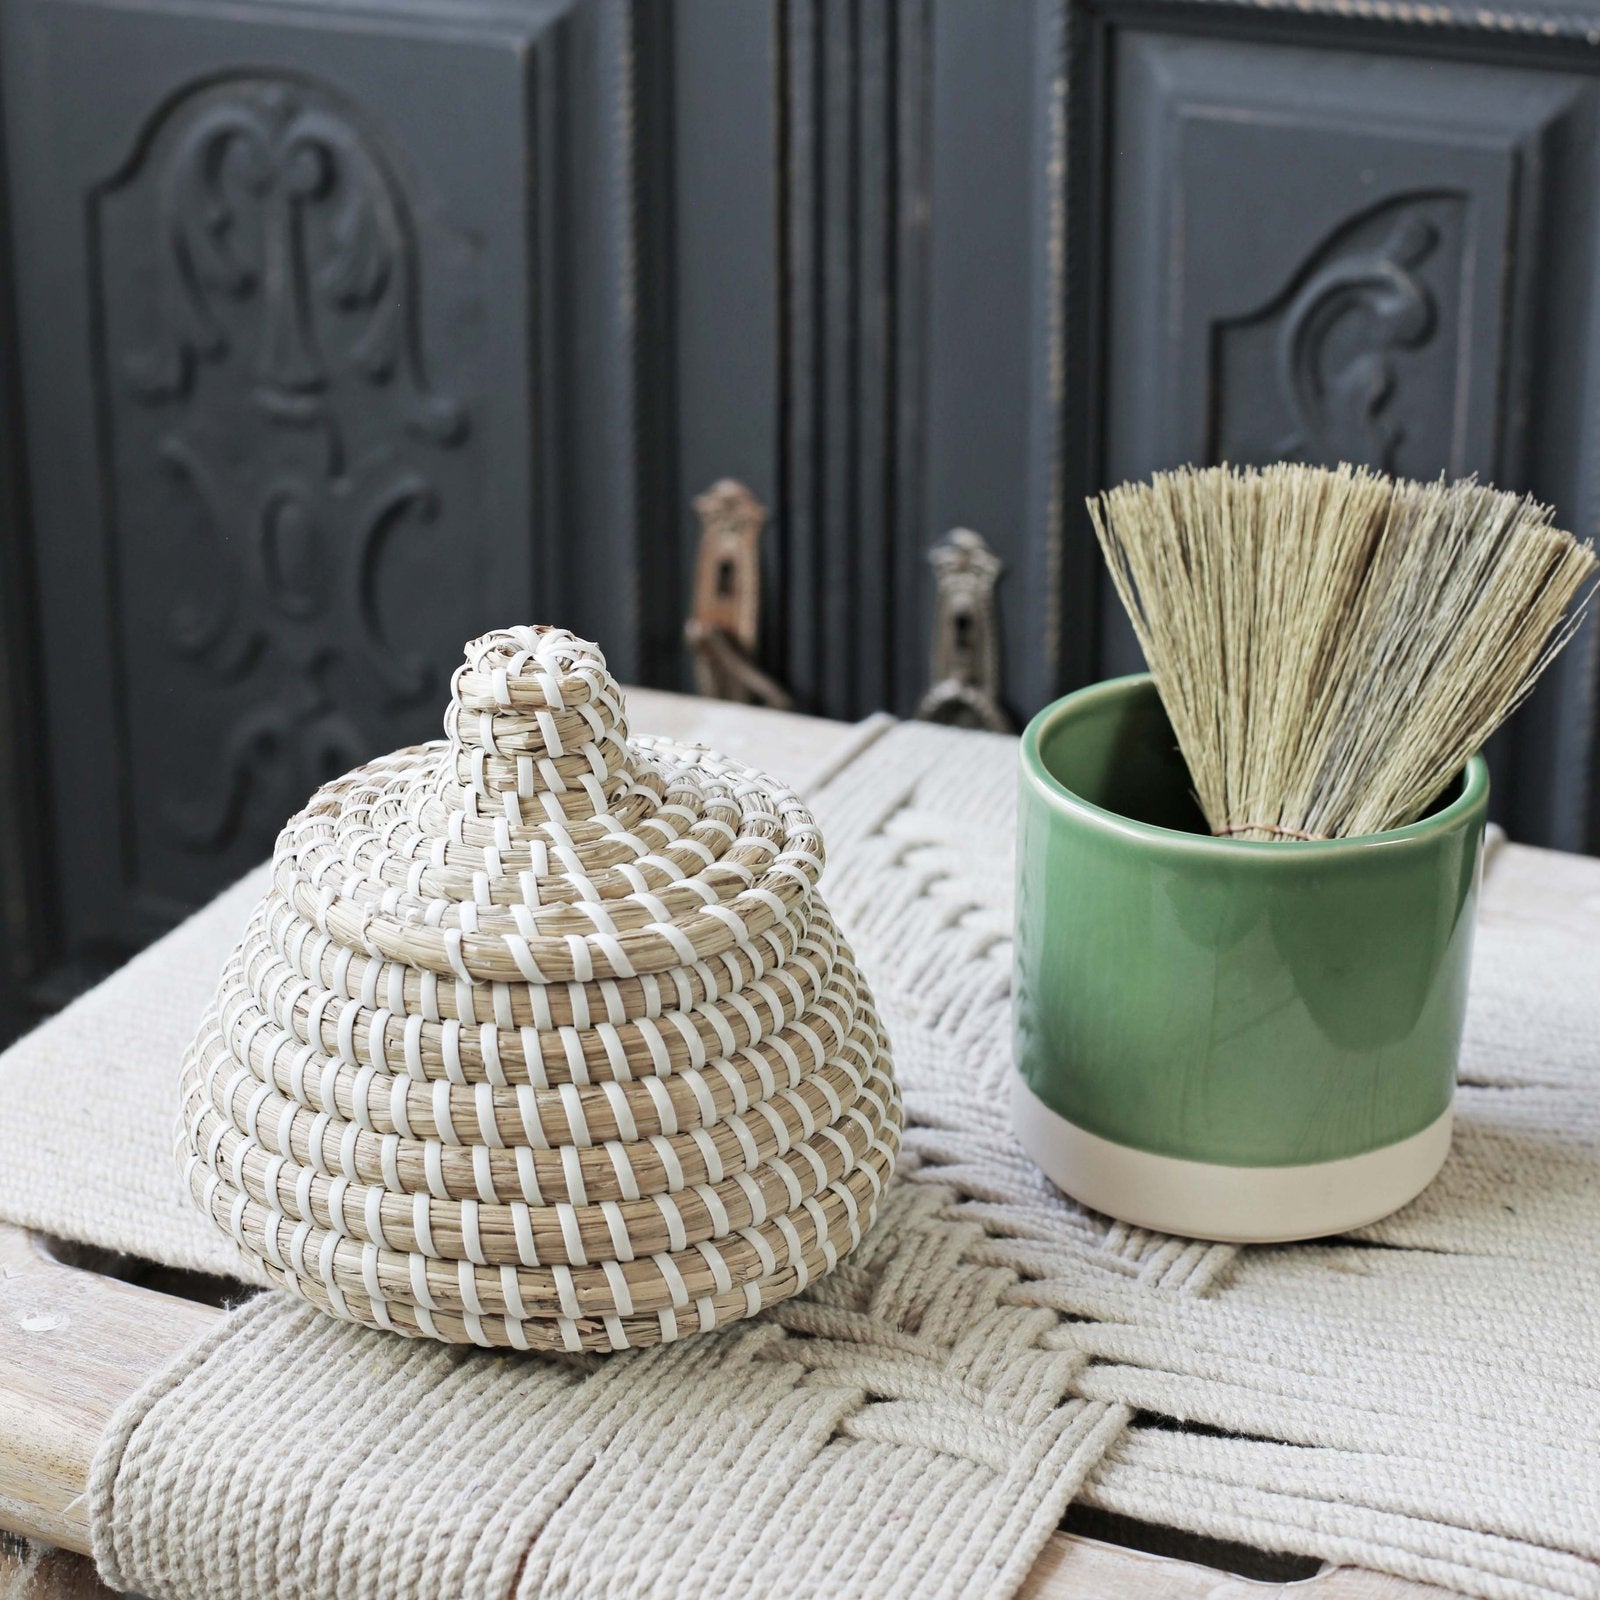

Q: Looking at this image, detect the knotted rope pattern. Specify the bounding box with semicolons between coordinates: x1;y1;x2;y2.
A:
179;626;901;1351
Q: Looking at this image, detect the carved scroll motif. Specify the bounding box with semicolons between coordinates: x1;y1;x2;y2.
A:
1211;195;1466;474
93;75;470;858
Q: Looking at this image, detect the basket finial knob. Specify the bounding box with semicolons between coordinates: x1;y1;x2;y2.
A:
444;625;634;820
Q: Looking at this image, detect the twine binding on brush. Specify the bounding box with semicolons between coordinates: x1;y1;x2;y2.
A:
176;625;902;1351
1212;823;1330;841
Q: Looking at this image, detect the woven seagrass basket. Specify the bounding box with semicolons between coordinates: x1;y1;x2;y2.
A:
178;626;901;1351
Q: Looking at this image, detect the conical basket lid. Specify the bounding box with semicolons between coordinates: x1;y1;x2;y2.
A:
180;626;900;1351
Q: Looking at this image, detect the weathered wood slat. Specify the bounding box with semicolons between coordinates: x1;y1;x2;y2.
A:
0;1225;216;1555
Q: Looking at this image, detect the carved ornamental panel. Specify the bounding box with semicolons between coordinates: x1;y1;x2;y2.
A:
1099;33;1584;677
92;73;481;900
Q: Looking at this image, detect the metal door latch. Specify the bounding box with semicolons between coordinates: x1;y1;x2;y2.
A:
915;528;1012;732
685;479;794;709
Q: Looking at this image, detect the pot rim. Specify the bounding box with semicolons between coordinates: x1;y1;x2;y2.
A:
1020;672;1490;857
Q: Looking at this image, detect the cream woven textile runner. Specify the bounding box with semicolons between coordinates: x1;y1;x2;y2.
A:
3;719;1598;1600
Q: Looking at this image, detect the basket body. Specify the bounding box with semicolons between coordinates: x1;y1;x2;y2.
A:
180;627;900;1350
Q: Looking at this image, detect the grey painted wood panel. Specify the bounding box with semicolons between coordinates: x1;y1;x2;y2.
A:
0;0;642;1012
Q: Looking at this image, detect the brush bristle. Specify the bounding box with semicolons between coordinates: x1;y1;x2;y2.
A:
1088;463;1599;841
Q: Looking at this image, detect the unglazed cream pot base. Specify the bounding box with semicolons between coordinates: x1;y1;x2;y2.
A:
1012;1074;1453;1244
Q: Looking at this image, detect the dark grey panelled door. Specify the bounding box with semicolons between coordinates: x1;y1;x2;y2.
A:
4;0;1600;1044
0;0;645;1004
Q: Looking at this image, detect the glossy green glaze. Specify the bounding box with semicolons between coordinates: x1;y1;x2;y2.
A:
1014;676;1487;1167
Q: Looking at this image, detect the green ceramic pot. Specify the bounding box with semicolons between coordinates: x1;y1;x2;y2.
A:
1013;673;1487;1242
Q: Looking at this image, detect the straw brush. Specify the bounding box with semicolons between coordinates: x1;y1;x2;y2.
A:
1088;463;1599;841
